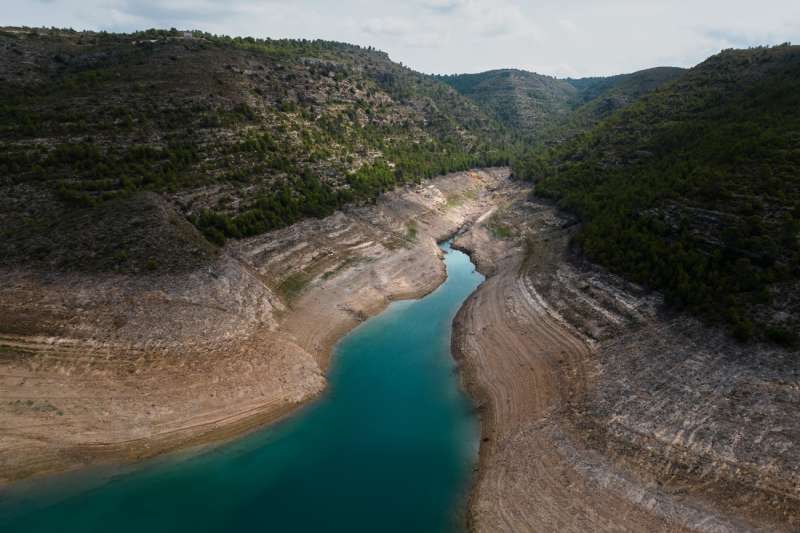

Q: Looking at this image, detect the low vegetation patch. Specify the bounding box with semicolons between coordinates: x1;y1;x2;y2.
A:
487;210;513;239
405;220;418;241
278;271;312;302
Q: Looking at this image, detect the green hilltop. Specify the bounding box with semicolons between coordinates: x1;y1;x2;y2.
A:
437;69;577;139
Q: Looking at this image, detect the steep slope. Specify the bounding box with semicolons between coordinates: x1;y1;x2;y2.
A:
0;27;509;268
518;44;800;344
438;69;577;139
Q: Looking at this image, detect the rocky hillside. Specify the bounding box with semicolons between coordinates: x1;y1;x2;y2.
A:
0;27;509;271
517;44;800;345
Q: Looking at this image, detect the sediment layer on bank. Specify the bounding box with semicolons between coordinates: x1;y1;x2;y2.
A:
452;190;799;532
0;167;509;484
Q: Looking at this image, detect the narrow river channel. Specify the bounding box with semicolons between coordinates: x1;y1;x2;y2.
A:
0;240;484;533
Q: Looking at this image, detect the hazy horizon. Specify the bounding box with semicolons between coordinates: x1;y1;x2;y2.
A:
3;1;799;78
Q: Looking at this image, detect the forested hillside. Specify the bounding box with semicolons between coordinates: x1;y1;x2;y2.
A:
545;67;685;145
0;27;509;269
514;45;800;344
438;69;576;141
441;67;683;147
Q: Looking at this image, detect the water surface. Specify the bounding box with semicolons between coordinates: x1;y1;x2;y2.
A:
0;241;483;533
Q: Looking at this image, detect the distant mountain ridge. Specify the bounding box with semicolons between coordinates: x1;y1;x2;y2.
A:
439;66;684;144
552;66;686;144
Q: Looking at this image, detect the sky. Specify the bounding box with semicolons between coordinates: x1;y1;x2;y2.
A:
3;0;800;77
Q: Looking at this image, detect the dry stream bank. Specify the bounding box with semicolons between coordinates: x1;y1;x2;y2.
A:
0;168;507;485
452;184;799;532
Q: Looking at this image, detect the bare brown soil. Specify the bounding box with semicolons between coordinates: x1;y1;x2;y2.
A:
0;168;509;485
452;189;799;532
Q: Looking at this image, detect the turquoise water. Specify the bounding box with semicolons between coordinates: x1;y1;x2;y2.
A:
0;241;484;533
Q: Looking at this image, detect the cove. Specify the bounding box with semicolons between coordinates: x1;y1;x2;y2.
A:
0;241;484;533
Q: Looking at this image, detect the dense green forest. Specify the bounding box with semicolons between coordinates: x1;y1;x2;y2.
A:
512;45;800;345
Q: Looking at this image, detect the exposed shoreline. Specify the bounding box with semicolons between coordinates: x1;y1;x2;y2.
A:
449;199;714;531
0;168;511;487
450;189;798;532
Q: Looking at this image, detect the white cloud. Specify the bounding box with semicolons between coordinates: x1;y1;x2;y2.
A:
362;16;414;37
361;15;447;49
558;19;578;34
463;1;535;38
1;0;799;76
418;0;467;13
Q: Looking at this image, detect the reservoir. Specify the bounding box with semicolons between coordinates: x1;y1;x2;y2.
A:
0;241;484;533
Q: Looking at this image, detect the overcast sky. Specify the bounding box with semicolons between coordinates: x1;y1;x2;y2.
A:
4;1;800;77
